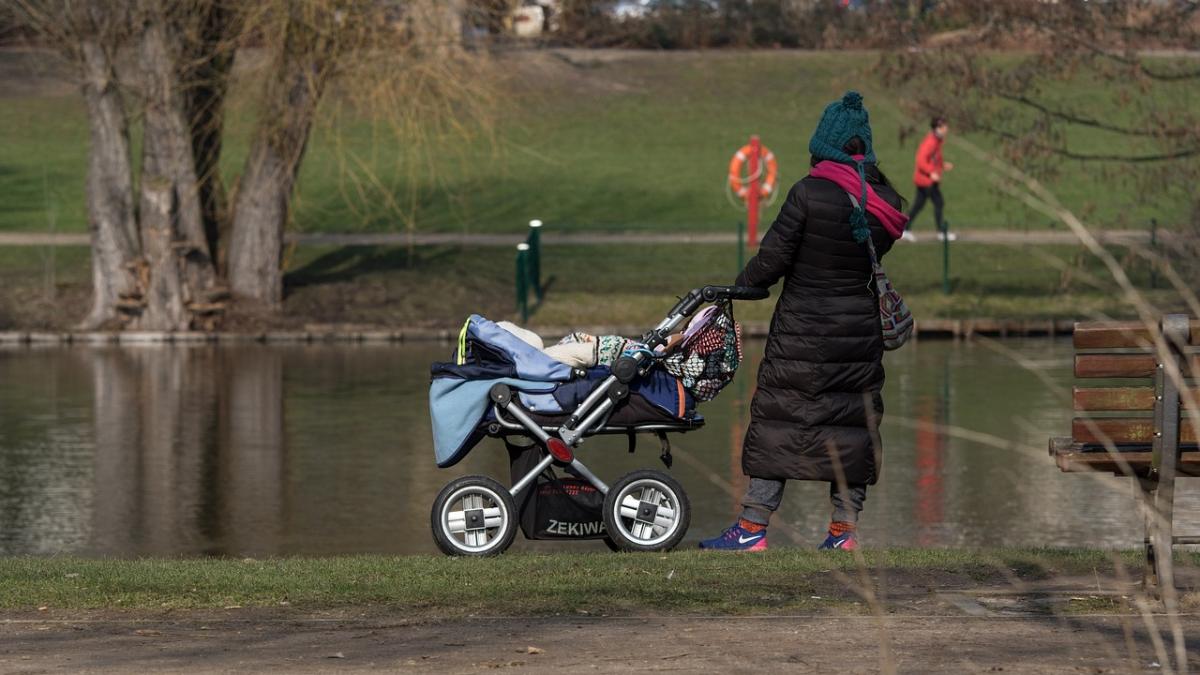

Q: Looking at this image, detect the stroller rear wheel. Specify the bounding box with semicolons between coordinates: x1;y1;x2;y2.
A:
431;476;518;556
602;470;690;552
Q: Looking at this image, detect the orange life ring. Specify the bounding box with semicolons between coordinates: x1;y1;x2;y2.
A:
728;144;778;199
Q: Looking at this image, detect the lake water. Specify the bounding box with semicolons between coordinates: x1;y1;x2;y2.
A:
2;338;1197;557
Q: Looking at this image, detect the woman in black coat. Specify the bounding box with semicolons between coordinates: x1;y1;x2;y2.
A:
700;92;909;551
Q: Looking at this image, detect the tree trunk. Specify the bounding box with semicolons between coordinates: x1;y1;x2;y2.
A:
78;39;139;330
183;0;236;270
227;9;335;307
137;179;189;329
133;12;218;330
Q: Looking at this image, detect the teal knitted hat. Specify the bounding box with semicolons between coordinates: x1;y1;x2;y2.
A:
808;91;876;242
808;90;876;164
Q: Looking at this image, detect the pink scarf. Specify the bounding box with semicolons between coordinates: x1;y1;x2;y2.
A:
809;159;909;240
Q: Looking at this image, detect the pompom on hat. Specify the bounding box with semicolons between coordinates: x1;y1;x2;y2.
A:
808;91;876;242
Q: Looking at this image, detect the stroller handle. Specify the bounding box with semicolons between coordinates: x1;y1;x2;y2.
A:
668;285;770;318
649;285;770;349
700;285;770;303
639;285;769;354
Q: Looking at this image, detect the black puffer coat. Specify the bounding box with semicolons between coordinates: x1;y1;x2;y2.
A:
735;166;899;485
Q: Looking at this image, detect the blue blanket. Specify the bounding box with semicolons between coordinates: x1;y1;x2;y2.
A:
430;376;557;468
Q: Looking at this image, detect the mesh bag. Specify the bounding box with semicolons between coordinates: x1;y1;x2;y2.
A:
662;304;743;402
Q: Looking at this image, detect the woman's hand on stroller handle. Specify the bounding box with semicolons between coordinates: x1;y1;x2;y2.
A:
670;285;770;316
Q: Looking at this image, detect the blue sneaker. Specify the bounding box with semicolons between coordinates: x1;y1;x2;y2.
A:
698;523;768;551
818;530;858;551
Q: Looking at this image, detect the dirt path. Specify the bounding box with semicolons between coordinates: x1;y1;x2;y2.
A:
2;604;1197;673
0;229;1165;248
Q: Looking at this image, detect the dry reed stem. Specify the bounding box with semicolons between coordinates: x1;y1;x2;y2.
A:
829;428;897;675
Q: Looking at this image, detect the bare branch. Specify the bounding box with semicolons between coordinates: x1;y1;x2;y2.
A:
1057;31;1200;83
973;122;1199;163
997;93;1187;139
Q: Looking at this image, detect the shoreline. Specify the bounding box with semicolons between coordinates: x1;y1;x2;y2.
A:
0;318;1079;346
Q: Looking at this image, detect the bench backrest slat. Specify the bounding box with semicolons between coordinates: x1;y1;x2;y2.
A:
1075;354;1155;378
1075;354;1198;379
1074;321;1200;349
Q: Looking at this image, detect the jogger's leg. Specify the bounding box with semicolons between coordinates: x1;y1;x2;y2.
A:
829;482;867;523
905;187;929;228
930;183;945;232
907;184;926;227
740;477;786;526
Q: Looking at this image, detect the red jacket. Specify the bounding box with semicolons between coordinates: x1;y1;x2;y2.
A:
912;132;944;188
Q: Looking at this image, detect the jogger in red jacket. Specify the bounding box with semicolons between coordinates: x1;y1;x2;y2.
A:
904;116;954;242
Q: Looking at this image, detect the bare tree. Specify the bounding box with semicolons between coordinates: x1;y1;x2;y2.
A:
16;0;491;328
228;0;493;306
226;2;340;307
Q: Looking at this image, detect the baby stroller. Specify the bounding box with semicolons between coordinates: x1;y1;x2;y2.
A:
428;285;768;556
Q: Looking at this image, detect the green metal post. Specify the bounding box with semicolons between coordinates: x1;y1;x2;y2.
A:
942;219;951;295
516;243;529;323
528;219;543;301
737;221;745;277
1150;218;1158;290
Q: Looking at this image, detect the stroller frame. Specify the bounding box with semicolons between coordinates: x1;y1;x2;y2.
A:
430;284;768;556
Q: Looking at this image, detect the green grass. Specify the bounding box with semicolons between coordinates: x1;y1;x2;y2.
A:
0;240;1185;330
1;548;1188;614
0;51;1192;236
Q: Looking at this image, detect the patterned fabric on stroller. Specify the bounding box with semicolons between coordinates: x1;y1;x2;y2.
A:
427;285;768;556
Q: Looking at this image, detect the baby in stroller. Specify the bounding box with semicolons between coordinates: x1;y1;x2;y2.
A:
428;285;767;556
498;303;738;401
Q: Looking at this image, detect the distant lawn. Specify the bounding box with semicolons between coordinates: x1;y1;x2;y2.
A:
0;50;1192;236
279;240;1184;329
0;240;1185;330
2;548;1192;613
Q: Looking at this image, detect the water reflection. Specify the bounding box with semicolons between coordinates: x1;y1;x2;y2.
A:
0;339;1196;557
6;346;287;557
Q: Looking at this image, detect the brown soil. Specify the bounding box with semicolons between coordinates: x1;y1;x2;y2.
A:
2;604;1198;674
4;572;1200;675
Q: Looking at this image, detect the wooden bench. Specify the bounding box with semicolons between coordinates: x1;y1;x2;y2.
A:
1050;314;1199;593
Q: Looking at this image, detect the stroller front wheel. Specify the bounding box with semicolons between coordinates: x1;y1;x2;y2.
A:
603;470;690;552
431;476;518;556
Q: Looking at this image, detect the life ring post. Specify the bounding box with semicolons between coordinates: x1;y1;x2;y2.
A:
727;136;777;250
747;135;761;248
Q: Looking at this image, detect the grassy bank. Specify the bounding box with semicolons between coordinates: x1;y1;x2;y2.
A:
2;549;1192;614
0;240;1184;331
0;49;1191;236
